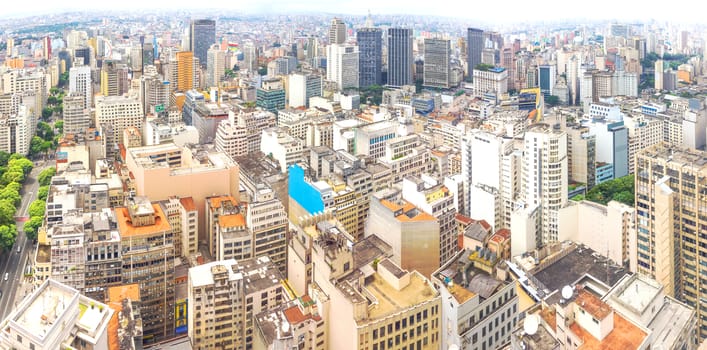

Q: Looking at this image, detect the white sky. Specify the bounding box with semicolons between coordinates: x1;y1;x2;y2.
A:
1;0;703;23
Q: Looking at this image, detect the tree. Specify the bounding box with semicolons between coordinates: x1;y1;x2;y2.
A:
0;151;10;167
0;200;16;225
0;224;17;251
41;107;53;120
28;199;45;218
23;216;43;241
54;121;64;134
37;122;54;141
2;169;24;185
9;157;33;175
0;185;21;207
30;136;45;158
38;167;56;186
38;185;49;201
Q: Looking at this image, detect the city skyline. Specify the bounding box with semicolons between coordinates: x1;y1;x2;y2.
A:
4;0;707;23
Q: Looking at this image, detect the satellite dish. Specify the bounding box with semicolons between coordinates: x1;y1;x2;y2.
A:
448;345;460;350
524;314;539;335
562;285;573;300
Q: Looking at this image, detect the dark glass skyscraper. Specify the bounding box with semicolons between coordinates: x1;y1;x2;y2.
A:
190;19;216;68
387;28;413;87
467;28;484;81
357;27;382;88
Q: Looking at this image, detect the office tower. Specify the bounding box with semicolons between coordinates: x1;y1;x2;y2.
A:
58;49;72;73
0;279;113;349
522;123;567;245
206;44;225;88
139;66;170;115
567;55;579;105
176;51;195;91
538;64;556;97
95;95;143;156
306;35;320;67
288;72;322;108
5;38;13;57
328;17;346;45
256;78;286;114
189;19;216;67
357;26;382;87
142;42;155;67
243;41;258;73
73;46;91;67
69;65;92;108
387;28;413;87
467;28;484;81
635;144;707;339
117;196;175;342
423;38;451;89
326;44;359;90
188;257;284;350
43;36;51;59
131;45;143;71
473;66;508;95
100;60;128;96
63;92;91;134
655;59;664;90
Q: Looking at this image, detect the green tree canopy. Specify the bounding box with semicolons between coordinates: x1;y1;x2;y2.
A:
0;185;21;207
23;216;43;241
41;107;53;120
0;151;10;167
2;169;24;185
54;120;64;134
0;224;17;251
0;199;16;225
38;167;56;186
28;199;45;218
9;157;33;175
38;185;49;201
37;122;54;141
585;175;635;206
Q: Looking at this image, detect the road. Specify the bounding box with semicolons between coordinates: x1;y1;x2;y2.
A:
0;164;43;321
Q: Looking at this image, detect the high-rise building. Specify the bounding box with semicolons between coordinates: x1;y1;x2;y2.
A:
326;44;359;90
522;123;567;245
206;44;225;88
63;92;91;134
256;78;286;114
538;64;556;97
387;28;413;87
175;51;195;92
100;60;128;96
328;17;346;45
423;38;451;89
467;28;484;81
243;41;258;73
215;112;248;159
142;42;155;67
357;27;382;87
635;144;707;339
116;196;175;342
139;65;170;115
69;65;92;108
288;72;322;108
188;257;284;350
189;19;216;68
43;36;51;60
95;95;144;156
473;66;508;95
73;46;91;67
655;59;664;90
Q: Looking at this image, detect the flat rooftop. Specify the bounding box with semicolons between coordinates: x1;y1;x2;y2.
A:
570;313;647;350
607;274;662;315
364;272;437;321
647;297;695;349
531;244;628;293
512;317;560;349
436;249;505;304
115;204;171;238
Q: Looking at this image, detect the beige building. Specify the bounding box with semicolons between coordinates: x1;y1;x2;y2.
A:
159;196;198;258
116;196;175;342
95;95;143;157
366;192;441;278
288;217;441;350
125;143;240;239
254;296;326;350
188;257;284;350
635;143;707;338
0;279;114;350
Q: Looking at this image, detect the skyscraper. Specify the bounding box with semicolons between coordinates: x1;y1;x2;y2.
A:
387;28;413;87
43;36;51;60
206;44;225;88
189;19;216;68
142;42;155;67
328;17;346;45
423;38;451;89
243;41;258;73
357;27;382;88
176;51;195;92
69;65;92;108
326;44;359;90
467;28;484;81
538;64;556;97
63;92;91;134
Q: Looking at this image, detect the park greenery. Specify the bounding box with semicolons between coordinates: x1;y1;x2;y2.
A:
21;167;54;241
572;175;634;206
358;84;385;106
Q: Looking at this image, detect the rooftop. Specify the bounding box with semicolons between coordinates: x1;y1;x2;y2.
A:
512;317;560;350
363;272;437;321
531;243;628;294
569;313;647;350
646;297;695;350
575;289;612;320
606;274;662;315
435;249;506;304
115;204;171;238
379;199;436;222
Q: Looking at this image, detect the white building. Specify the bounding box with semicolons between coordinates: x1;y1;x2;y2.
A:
95;95;144;156
260;127;304;172
214;111;248;159
326;44;359;90
288;72;322;108
473;67;508;96
206;44;225;88
69;65;92;108
63;92;91;135
0;279;113;350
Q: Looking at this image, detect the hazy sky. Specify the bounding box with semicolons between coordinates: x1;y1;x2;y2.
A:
1;0;701;23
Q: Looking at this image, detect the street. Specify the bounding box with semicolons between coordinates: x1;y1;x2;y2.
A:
0;164;43;321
